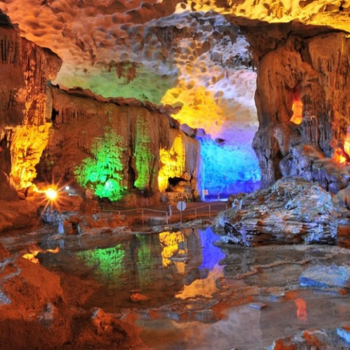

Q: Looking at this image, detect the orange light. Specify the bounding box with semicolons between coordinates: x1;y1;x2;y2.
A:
45;188;58;200
333;147;347;164
294;298;307;321
344;126;350;158
22;253;39;264
290;99;303;125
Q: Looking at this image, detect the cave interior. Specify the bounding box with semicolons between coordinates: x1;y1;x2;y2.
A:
2;1;350;349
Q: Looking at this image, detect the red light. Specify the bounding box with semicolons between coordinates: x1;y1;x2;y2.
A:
294;298;307;321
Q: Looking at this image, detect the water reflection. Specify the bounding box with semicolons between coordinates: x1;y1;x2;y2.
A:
176;227;226;299
139;294;350;350
295;298;307;321
35;228;350;349
38;227;225;310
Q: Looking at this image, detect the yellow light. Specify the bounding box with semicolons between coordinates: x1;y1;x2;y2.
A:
333;147;347;164
158;134;185;192
290;100;303;125
45;188;58;200
344;126;350;158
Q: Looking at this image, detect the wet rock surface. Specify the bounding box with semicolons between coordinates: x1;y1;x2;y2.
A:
300;265;350;289
0;199;40;233
214;177;348;246
0;242;148;349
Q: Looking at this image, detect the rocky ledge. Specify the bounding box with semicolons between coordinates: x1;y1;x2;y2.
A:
213;177;350;246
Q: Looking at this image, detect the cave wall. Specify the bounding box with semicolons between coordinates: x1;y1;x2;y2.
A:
246;23;350;191
0;23;62;193
36;87;201;204
0;22;201;204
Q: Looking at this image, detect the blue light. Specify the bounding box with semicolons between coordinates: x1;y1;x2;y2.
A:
198;136;261;199
198;227;226;270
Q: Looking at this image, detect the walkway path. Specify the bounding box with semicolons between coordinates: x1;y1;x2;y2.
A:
99;201;229;225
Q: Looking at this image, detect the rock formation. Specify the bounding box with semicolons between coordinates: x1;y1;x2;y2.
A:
240;22;350;192
214;177;350;246
0;4;262;198
36;86;201;205
0;21;201;206
0;19;62;196
3;1;350;195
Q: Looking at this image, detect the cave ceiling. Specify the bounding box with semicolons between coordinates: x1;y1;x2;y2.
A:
1;0;348;102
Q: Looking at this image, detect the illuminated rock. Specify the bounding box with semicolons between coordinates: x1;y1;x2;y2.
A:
158;130;200;196
0;243;147;349
35;86;200;203
10;123;52;190
280;145;350;194
3;1;350;198
0;23;61;191
0;200;39;233
248;26;350;189
0;5;261;196
214;177;339;246
73;308;147;349
0;252;72;349
269;328;349;350
337;323;350;344
0;172;18;201
130;293;150;302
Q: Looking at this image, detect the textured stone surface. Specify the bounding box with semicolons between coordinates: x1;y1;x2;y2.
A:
0;5;262;196
214;177;340;246
299;265;350;288
268;328;350;350
0;171;18;201
337;322;350;344
2;1;350;194
0;24;62;191
36;86;201;204
280;144;350;194
248;27;350;189
0;200;39;233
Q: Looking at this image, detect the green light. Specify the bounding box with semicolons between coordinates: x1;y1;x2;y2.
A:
136;234;152;288
74;128;125;201
77;245;125;280
55;63;177;103
134;116;156;190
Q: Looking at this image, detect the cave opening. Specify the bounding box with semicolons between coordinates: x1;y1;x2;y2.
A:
168;176;185;189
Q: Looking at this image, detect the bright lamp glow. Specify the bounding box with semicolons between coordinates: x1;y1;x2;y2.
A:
45;188;58;200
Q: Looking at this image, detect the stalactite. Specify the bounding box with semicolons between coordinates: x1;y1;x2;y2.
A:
46;87;200;201
134;115;156;190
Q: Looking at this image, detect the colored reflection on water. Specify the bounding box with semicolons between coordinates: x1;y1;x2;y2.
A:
295;298;307;321
38;227;225;310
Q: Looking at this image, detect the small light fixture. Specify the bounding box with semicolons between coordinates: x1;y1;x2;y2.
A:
45;188;58;200
65;186;70;190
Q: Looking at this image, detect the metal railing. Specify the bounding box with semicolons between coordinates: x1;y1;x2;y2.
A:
95;202;228;224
